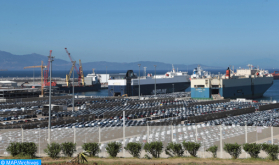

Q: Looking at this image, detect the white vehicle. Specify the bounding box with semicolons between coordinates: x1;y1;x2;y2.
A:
21;107;27;111
2;122;9;125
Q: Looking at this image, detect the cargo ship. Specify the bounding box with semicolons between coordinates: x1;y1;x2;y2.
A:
56;70;101;93
108;65;191;96
271;71;279;80
191;64;273;99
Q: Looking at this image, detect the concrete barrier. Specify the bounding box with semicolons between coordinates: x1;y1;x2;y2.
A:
259;103;279;111
187;107;255;123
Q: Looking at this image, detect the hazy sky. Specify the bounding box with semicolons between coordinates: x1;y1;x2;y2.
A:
0;0;278;66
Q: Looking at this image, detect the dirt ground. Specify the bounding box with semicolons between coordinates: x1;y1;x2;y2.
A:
38;157;279;165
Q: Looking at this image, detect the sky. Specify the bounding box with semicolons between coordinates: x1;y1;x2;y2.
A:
0;0;278;67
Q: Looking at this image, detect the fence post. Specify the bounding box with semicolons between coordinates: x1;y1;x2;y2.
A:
195;125;198;142
99;126;101;143
123;110;125;157
22;128;24;143
39;128;40;156
256;126;258;143
147;123;149;143
271;126;273;144
74;127;76;143
171;124;173;142
245;121;247;158
220;125;222;159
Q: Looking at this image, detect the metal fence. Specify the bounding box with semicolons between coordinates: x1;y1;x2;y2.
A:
0;125;278;159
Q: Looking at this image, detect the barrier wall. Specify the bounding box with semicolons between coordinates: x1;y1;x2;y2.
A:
187;107;255;123
187;99;230;107
0;125;277;159
259;103;279;111
0;114;95;129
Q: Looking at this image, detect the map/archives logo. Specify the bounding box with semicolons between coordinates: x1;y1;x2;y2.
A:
0;160;41;165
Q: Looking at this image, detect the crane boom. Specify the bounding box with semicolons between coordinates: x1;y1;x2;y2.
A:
66;61;76;86
24;61;46;96
24;66;46;69
65;48;80;75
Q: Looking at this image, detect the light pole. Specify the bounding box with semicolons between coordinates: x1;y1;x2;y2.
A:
72;70;75;112
172;84;174;93
48;55;54;144
154;65;157;96
106;66;107;87
138;64;141;99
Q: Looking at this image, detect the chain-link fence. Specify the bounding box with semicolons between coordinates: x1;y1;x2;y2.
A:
0;125;277;158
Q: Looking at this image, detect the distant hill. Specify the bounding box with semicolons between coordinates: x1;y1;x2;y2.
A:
0;50;227;71
0;50;71;70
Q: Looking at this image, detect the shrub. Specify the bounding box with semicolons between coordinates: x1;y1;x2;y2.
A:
105;142;122;157
61;142;76;157
206;145;218;158
243;143;262;158
262;143;279;161
21;142;37;158
165;142;184;157
182;141;201;157
124;142;142;158
223;143;241;159
44;142;61;159
6;142;21;157
6;142;37;158
144;141;163;158
82;142;100;157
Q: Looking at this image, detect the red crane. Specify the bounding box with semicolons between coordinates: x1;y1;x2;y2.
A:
65;48;81;85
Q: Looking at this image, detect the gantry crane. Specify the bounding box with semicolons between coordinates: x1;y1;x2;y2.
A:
79;59;85;86
24;61;46;96
66;61;76;86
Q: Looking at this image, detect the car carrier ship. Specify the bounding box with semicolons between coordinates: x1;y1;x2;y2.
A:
108;65;191;96
191;64;273;99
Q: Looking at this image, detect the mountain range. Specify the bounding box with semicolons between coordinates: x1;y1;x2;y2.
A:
0;50;222;71
0;50;277;71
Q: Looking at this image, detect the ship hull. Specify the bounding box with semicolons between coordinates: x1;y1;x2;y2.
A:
191;77;273;99
59;83;101;93
108;82;190;96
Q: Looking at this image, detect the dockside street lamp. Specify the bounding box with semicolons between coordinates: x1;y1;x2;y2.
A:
154;65;157;96
138;64;141;99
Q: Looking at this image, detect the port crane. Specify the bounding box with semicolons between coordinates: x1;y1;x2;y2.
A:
64;48;84;86
66;61;76;86
79;59;85;86
23;61;46;96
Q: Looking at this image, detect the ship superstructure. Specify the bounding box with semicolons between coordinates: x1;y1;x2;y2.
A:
191;65;210;79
